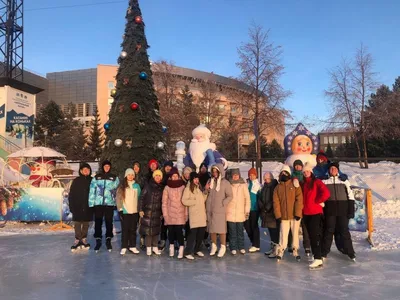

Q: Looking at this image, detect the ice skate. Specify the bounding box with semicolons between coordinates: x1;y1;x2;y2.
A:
146;247;152;256
71;239;80;252
152;247;161;255
240;249;246;255
349;254;356;262
248;246;260;253
81;238;90;250
169;244;175;257
231;250;237;255
217;245;226;258
94;238;102;253
309;259;323;270
210;243;217;256
185;254;195;260
196;251;204;257
106;237;112;252
264;242;275;256
129;247;140;254
305;248;311;257
293;248;301;261
276;248;284;262
120;248;127;255
178;246;184;259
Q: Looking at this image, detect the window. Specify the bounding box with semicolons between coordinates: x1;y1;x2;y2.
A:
323;137;328;144
107;81;114;89
342;136;347;144
85;121;90;128
328;136;334;144
85;103;91;117
333;136;338;144
218;104;225;111
77;104;84;117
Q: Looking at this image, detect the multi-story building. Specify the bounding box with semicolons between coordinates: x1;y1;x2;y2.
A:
318;128;352;152
46;64;285;148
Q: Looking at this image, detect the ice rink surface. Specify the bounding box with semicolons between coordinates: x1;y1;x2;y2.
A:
1;231;399;300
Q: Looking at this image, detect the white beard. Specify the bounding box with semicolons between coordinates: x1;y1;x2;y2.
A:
189;138;211;169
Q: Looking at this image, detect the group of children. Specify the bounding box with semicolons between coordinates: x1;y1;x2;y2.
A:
68;151;356;270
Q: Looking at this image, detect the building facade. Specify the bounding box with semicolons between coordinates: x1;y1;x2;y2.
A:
318;129;352;152
46;64;285;147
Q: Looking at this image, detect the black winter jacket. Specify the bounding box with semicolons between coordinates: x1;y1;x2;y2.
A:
258;179;278;228
69;163;93;221
322;176;355;218
139;179;164;236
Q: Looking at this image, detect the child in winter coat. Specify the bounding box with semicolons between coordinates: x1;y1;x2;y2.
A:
162;167;187;258
301;163;330;269
245;168;261;253
89;160;120;252
273;165;304;261
226;168;250;255
322;162;356;261
258;171;279;258
116;168;142;255
139;170;164;256
205;164;233;258
182;172;207;260
69;163;93;251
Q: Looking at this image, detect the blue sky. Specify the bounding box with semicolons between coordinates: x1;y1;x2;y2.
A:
24;0;400;132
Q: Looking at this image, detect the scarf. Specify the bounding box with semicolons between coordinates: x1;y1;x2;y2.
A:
210;176;221;192
167;179;186;188
250;179;261;194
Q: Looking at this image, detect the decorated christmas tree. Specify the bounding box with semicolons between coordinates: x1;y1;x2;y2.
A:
101;0;166;176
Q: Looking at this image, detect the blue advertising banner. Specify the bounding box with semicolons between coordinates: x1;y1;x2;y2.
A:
349;187;368;232
0;188;63;221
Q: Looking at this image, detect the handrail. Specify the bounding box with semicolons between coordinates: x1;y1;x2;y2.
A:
0;134;22;154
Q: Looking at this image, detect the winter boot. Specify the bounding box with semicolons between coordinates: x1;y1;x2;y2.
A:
129;247;140;254
146;247;152;256
94;238;102;253
217;245;226;258
106;237;112;252
81;238;90;250
178;246;184;259
71;239;80;252
265;242;275;256
169;244;175;257
276;248;284;261
268;244;277;259
293;248;301;261
210;243;217;256
152;247;161;255
309;259;323;270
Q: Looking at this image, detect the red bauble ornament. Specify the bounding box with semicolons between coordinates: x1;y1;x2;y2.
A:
130;102;139;111
134;16;142;24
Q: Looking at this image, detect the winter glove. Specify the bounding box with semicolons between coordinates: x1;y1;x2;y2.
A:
294;216;301;221
293;178;300;188
139;211;144;218
118;211;124;221
339;174;348;182
319;202;325;207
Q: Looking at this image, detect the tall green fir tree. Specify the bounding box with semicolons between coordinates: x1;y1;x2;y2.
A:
87;107;104;161
101;0;166;176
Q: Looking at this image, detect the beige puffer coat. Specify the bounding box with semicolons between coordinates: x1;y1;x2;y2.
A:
226;182;250;222
162;185;187;225
181;185;207;229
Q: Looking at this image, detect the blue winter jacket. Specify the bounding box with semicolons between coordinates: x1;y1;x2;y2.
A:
89;171;120;207
248;180;261;211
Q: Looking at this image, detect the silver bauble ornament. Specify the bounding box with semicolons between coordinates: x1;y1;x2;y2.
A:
114;139;123;147
120;51;127;59
157;142;165;149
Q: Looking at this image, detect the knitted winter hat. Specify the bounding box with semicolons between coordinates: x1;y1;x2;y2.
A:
248;168;257;177
163;160;174;167
152;169;163;179
302;163;313;173
124;168;135;178
168;167;180;177
293;160;303;168
263;171;274;180
200;162;208;170
183;166;193;175
102;160;111;168
231;168;241;177
148;159;158;169
329;161;340;171
317;150;328;162
190;172;199;182
280;165;292;176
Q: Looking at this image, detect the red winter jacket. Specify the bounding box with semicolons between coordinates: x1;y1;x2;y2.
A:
302;177;330;215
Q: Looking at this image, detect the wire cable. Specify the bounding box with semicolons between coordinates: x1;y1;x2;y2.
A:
25;1;126;12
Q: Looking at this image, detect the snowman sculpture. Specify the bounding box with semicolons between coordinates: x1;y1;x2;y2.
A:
284;123;319;168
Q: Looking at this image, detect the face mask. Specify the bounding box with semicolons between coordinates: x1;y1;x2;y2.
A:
280;174;290;182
